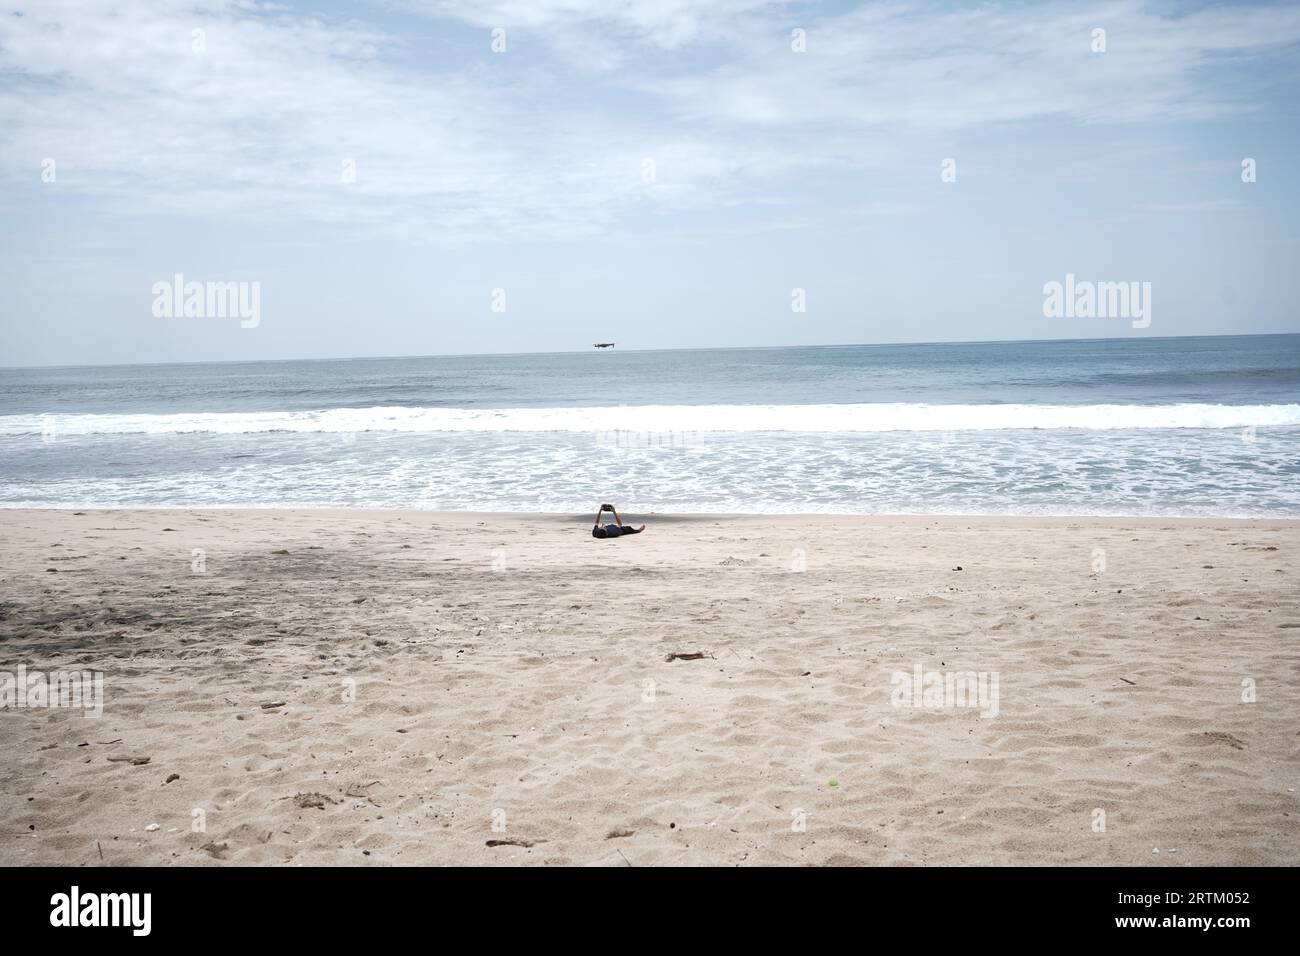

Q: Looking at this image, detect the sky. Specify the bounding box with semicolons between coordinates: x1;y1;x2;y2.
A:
1;0;1299;367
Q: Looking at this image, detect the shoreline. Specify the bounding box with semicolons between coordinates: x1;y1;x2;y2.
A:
3;507;1298;526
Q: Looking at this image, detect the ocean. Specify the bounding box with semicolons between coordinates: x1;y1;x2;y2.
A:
2;334;1298;517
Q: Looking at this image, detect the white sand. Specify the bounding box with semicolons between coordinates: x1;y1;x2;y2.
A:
1;509;1297;865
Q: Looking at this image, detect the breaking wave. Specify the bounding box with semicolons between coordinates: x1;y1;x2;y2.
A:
4;402;1299;436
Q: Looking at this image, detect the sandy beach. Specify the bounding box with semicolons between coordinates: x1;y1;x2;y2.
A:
1;508;1296;866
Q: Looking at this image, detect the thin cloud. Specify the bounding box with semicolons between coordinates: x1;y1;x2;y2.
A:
648;2;1300;129
0;0;1295;242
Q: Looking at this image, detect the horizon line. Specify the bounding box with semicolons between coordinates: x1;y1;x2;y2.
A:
3;330;1297;373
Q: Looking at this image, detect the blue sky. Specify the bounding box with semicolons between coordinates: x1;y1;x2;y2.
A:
1;0;1298;366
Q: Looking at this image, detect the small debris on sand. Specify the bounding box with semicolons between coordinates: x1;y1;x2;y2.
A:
293;792;339;809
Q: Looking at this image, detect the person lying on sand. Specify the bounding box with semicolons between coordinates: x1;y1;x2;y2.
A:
591;503;645;539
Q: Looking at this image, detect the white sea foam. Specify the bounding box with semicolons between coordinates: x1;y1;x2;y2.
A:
5;402;1299;436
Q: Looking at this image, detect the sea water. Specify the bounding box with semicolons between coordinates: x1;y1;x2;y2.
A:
1;335;1297;517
